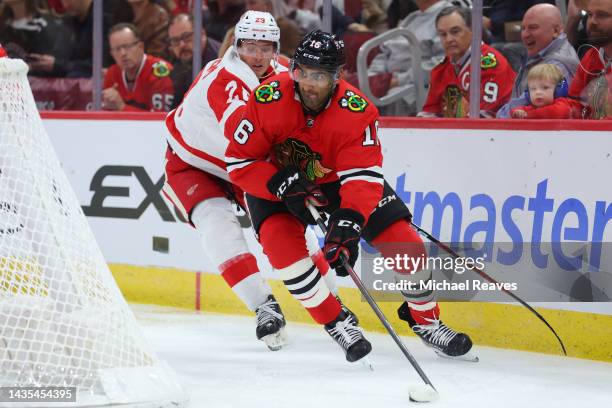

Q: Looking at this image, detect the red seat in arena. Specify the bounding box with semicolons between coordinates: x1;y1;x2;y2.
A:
344;0;362;20
341;30;378;74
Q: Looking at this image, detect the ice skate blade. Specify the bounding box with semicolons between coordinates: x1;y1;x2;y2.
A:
261;327;287;351
434;349;479;362
358;357;374;371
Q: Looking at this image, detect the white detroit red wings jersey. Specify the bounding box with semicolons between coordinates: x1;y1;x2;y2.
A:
164;47;286;182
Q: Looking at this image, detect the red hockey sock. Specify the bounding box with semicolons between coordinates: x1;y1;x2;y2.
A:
219;253;270;311
370;220;427;275
260;214;341;324
311;249;330;276
407;301;440;325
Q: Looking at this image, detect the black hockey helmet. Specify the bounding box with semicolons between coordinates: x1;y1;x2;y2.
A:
292;30;345;73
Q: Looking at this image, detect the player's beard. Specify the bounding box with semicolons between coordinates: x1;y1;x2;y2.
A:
587;26;612;48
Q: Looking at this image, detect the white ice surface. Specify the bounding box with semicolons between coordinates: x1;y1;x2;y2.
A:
134;305;612;408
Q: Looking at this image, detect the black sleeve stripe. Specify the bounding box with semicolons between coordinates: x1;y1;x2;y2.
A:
226;158;255;168
339;170;384;182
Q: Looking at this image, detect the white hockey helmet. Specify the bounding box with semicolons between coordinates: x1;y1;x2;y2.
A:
234;10;280;51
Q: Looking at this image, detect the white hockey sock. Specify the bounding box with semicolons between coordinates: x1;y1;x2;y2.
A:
192;199;271;311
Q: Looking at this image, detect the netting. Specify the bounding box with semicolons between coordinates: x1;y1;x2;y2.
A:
0;58;187;407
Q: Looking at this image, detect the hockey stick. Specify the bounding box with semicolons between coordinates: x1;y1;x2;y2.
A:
307;203;438;403
410;222;567;356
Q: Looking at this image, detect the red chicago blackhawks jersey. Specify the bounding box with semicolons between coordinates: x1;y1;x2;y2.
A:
568;48;611;119
421;43;515;118
226;73;384;221
104;54;174;112
510;97;577;119
165;47;286;182
0;44;6;58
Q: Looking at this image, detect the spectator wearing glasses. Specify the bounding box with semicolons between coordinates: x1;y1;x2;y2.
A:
103;23;174;111
168;13;221;108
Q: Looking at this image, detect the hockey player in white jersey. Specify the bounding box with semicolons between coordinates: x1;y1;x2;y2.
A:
162;11;345;350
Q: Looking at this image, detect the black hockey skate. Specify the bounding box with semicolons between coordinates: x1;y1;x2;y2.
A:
336;295;359;326
325;311;372;363
255;295;287;351
398;302;478;362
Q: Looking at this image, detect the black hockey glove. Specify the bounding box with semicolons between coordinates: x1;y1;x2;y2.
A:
267;165;328;225
324;209;364;277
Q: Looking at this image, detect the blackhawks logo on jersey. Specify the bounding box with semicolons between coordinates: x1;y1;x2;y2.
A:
152;61;170;77
339;90;368;113
255;81;282;103
273;138;331;181
480;52;498;69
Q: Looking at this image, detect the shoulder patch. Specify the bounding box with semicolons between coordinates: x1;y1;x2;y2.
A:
481;52;498;69
338;90;368;113
255;81;282;103
152;61;170;77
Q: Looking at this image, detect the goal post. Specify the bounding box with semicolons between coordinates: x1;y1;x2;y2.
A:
0;58;188;407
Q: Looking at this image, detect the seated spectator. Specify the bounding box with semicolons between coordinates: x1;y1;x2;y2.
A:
510;64;578;118
218;25;236;57
368;0;452;116
565;0;590;57
282;0;368;36
282;0;322;34
203;0;246;42
484;0;553;43
361;0;391;34
387;0;418;28
103;23;174;111
127;0;170;59
29;0;114;78
568;0;612;119
168;13;221;108
418;6;515;117
170;0;191;15
276;15;302;57
496;3;580;117
0;0;72;76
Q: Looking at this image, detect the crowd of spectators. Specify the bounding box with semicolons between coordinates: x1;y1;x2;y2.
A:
0;0;610;118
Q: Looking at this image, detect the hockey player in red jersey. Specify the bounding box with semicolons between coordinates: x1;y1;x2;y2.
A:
418;6;515;118
163;12;342;351
226;30;475;362
103;23;174;112
0;44;6;58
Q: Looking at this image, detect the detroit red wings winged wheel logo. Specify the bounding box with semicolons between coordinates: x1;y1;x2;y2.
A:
273;138;331;181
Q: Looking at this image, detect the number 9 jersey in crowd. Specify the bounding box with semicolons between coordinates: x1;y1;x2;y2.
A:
419;43;515;118
226;72;384;221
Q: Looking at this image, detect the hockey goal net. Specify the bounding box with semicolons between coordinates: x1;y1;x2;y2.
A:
0;58;187;407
